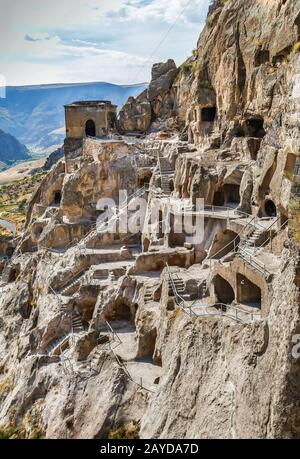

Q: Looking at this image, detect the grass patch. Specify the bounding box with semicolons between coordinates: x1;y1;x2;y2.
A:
293;42;300;54
0;171;46;236
108;422;140;440
289;198;300;243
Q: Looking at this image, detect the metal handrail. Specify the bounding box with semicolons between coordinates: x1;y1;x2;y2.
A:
208;214;258;266
254;218;289;254
166;263;256;323
80;185;149;245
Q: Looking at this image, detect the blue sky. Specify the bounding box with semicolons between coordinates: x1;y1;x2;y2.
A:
0;0;210;86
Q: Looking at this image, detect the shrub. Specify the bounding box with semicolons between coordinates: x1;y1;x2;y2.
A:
293;42;300;54
108;422;140;440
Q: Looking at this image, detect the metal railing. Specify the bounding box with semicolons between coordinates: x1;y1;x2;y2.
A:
79;185;149;246
166;263;257;323
254;217;289;254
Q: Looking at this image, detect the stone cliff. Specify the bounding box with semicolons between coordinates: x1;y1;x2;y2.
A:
0;0;299;439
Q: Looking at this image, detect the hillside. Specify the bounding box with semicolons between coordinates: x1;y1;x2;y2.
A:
0;129;29;166
0;82;147;151
0;0;299;440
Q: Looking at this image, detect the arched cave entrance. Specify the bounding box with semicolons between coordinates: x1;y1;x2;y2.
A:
201;107;217;122
210;230;240;259
265;200;277;217
213;275;235;304
237;274;262;309
54;191;62;205
245;116;265;138
8;264;21;283
85;119;96;137
224;184;240;206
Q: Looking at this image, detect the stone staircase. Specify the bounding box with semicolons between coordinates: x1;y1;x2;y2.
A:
109;271;118;283
92;269;109;281
240;225;266;250
168;276;191;301
200;280;208;298
158;155;174;196
59;269;87;296
46;333;70;356
71;311;84;333
144;285;155;304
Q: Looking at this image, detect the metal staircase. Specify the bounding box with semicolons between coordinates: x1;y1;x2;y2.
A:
166;263;256;323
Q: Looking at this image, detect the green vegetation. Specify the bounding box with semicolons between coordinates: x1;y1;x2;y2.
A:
0;424;26;439
293;42;300;54
0;171;46;236
108;422;140;440
289;198;300;242
0;377;13;397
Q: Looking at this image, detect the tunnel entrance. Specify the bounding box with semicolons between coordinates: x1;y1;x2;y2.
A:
201;107;217;122
244;116;265;138
265;200;277;217
213;275;235;304
237;274;262;309
223;184;240;206
85;119;96;137
213;190;225;206
54;191;62;205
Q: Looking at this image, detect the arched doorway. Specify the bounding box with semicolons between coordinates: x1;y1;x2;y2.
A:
265;200;277;217
213;275;235;304
54;191;62;205
85;119;96;137
237;274;262;309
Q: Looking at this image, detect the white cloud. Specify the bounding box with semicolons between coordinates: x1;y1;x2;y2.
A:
0;0;210;85
108;0;208;24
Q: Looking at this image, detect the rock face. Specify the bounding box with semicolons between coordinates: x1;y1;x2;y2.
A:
0;0;300;440
118;60;179;133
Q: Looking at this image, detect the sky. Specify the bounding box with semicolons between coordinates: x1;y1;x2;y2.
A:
0;0;210;86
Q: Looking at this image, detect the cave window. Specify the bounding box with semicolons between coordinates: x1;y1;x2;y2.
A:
223;184;240;205
237;274;261;309
54;191;62;205
8;265;20;283
213;275;235;304
85;119;96;137
245;117;265;138
265;200;277;217
201;107;217;122
254;49;270;67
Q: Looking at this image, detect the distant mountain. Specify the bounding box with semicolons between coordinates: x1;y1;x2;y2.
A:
0;82;147;152
0;129;29;165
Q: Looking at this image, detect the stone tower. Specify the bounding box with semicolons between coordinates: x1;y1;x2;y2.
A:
63;100;117;158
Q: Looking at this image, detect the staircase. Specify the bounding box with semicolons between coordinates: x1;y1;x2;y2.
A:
200;280;208;298
168;276;191;301
59;269;87;296
71;312;84;333
80;186;149;247
144;285;154;304
158;155;174;196
93;269;109;281
46;333;70;356
240;225;266;250
109;271;118;283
